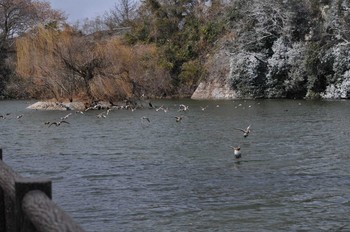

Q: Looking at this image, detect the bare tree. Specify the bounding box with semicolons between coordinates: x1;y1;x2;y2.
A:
104;0;138;30
0;0;65;47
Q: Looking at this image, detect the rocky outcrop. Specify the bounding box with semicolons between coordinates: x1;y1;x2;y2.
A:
27;102;86;111
191;80;237;99
192;49;238;99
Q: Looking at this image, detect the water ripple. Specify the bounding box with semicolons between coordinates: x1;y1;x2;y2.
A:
1;100;350;231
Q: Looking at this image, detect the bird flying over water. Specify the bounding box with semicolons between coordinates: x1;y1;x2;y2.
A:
200;105;208;111
175;116;183;122
141;116;150;123
61;113;72;120
178;104;189;112
234;125;251;137
48;120;70;127
96;112;107;118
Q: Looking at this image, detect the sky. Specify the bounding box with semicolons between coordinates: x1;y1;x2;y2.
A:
47;0;118;23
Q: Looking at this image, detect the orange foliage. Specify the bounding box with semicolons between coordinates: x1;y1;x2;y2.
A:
16;26;172;101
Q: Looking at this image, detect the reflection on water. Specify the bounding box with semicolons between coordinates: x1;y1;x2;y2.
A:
1;99;350;231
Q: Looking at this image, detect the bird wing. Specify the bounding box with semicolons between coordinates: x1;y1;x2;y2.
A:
141;117;150;122
62;113;72;119
48;122;57;127
60;120;70;124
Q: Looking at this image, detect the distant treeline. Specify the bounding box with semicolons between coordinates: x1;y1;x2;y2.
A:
1;0;350;100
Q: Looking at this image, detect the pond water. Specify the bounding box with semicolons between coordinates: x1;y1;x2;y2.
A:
1;99;350;231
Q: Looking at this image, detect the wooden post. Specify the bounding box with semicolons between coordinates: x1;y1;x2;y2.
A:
0;148;20;232
0;147;5;232
0;187;5;232
15;178;52;232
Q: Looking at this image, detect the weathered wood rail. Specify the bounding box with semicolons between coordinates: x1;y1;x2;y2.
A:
0;148;85;232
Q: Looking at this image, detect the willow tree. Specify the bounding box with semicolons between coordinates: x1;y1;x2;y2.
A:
17;24;171;101
93;39;172;100
0;0;65;96
16;26;105;101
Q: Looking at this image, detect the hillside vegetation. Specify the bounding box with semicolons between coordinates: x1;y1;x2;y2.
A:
1;0;350;101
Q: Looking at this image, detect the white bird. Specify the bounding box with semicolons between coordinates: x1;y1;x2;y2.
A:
106;109;112;115
234;125;251;138
85;105;98;111
200;105;208;111
156;105;168;113
97;112;107;118
230;146;242;159
178;104;189;112
61;113;72;120
155;105;164;112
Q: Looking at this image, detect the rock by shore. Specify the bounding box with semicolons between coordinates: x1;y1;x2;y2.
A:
27;101;87;111
191;80;237;99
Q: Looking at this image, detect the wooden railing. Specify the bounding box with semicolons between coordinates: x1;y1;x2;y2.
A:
0;148;85;232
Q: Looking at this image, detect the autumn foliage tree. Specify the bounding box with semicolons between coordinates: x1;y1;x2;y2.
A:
16;25;171;102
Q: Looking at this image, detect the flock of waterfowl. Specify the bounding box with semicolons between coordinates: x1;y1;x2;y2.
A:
1;100;253;161
0;113;23;119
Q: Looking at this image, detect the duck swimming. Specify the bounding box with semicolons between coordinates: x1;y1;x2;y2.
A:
230;146;242;159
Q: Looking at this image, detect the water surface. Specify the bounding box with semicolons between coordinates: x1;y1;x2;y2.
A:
1;99;350;231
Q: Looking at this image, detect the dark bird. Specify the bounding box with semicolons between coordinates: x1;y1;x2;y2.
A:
234;125;251;137
141;116;150;123
140;116;151;128
48;120;70;127
175;116;183;122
